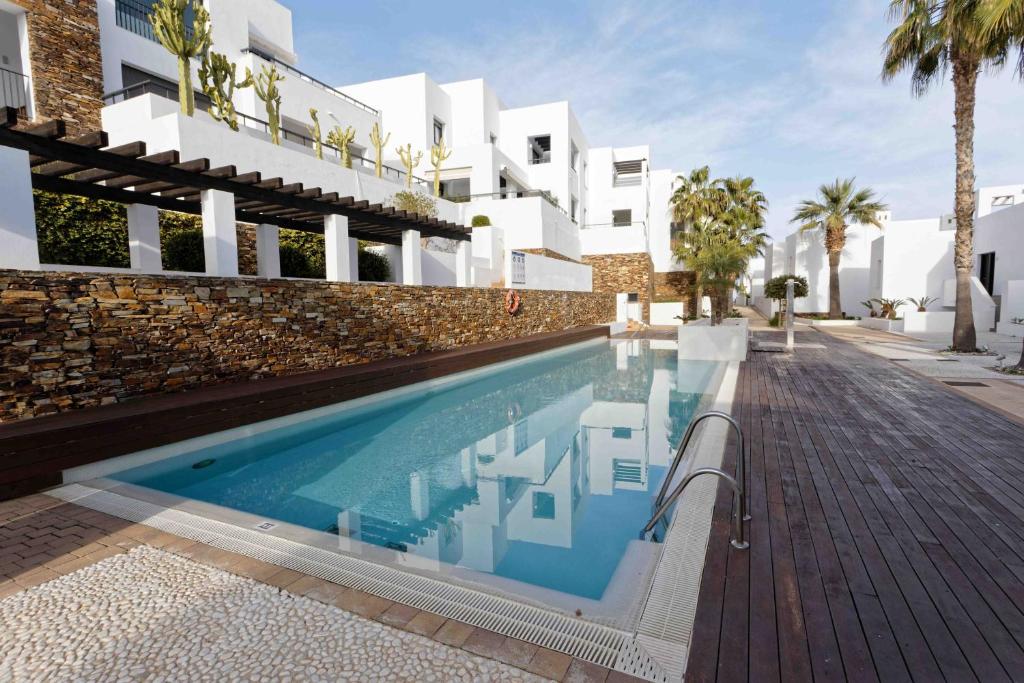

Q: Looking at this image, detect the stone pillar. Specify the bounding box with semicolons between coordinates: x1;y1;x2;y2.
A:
0;146;40;270
455;239;472;287
401;229;422;286
126;204;162;272
324;214;352;282
256;224;280;278
200;189;238;276
384;245;403;283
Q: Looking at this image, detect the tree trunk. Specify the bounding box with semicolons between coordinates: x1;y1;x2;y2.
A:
178;57;194;116
951;56;978;351
828;250;842;319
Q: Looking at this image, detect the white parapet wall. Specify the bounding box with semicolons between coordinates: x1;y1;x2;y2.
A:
857;317;905;333
677;318;748;361
903;310;956;335
650;302;685;326
504;250;591;292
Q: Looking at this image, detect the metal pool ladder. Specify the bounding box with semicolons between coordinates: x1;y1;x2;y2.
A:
641;411;750;550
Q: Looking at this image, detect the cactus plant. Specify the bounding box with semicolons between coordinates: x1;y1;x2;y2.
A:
149;0;211;116
396;143;423;189
307;109;323;159
369;122;390;178
430;137;452;197
251;64;284;145
326;125;356;168
198;51;252;130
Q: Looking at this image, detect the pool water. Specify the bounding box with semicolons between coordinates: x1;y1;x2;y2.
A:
110;340;721;601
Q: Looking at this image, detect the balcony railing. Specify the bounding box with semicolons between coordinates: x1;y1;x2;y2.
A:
0;67;29;113
240;47;379;116
582;220;648;237
102;80;428;190
446;189;572;221
115;0;193;43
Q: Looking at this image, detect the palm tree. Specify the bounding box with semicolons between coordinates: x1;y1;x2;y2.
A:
883;0;1020;351
790;179;887;319
670;167;726;316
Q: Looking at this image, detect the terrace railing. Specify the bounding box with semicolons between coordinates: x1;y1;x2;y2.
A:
582;220;648;239
115;0;194;43
102;80;429;190
0;67;29;113
446;189;572;221
240;47;379;116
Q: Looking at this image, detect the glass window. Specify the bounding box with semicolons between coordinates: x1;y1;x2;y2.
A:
527;135;551;164
433;118;445;145
613;209;632;227
532;492;556;519
570;141;579;171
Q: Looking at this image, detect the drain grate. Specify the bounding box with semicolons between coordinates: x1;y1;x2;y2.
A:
889;358;911;361
50;484;669;681
936;359;960;363
943;381;987;387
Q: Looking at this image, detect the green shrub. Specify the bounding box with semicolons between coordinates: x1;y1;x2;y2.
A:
160;225;205;272
390;191;438;218
471;214;491;227
34;191;131;267
279;230;325;278
359;247;390;282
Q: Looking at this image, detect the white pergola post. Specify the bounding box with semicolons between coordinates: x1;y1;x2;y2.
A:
324;214;352;282
0;146;40;270
256;224;280;278
455;239;472;287
200;189;238;276
126;204;162;273
401;229;422;286
384;245;403;283
348;237;359;281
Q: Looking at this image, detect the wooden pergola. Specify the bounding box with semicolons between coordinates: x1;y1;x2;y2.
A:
0;107;470;247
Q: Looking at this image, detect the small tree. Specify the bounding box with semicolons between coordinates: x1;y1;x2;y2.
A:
150;0;211;116
396;143;423;189
430;137;452;197
251;64;284;145
198;51;252;130
369;122;390;178
764;274;808;321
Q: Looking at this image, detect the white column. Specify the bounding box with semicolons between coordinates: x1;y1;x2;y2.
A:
324;214;352;282
256;224;280;278
401;229;422;286
0;146;40;270
200;189;238;276
455;239;472;287
126;204;162;273
384;245;403;283
348;237;359;281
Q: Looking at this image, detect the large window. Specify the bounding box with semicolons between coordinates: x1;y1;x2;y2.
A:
527;135;551;164
612;209;632;227
433;117;445;145
115;0;195;42
570;141;580;172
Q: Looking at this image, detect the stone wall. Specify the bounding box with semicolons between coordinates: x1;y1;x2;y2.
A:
581;253;654;322
654;271;695;301
0;270;616;421
236;224;258;276
12;0;105;134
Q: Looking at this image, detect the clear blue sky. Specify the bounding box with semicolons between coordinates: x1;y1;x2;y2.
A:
281;0;1023;239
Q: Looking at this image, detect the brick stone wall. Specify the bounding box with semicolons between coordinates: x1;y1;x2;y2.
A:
237;224;258;276
0;270;616;421
581;253;654;322
12;0;105;134
654;271;695;301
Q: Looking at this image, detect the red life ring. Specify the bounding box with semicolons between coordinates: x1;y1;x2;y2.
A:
504;289;521;315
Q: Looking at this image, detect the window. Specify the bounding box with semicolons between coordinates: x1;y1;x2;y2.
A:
489;132;497;145
613;159;643;187
433;118;445;145
527;135;551;164
570;196;579;222
612;209;632;227
570;141;579;171
532;492;556;520
612;427;632;439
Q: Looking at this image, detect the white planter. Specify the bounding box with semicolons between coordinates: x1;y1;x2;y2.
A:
807;319;859;327
996;321;1024;338
678;318;748;361
858;318;904;333
903;310;955;334
650;301;686;326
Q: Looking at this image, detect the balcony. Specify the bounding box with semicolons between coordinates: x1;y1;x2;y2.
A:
580;221;648;256
0;67;28;114
115;0;193;43
446;190;571;220
240;47;378;116
102;80;427;190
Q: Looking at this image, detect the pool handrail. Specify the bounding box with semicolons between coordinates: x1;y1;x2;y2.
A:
642;467;748;549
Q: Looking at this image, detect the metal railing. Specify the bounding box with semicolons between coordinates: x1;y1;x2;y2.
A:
240;47;379;116
115;0;193;43
641;410;749;549
446;189;572;221
527;152;551;165
101;80;429;190
0;67;29;112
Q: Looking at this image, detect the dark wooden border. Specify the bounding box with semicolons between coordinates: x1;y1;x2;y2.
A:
0;326;609;500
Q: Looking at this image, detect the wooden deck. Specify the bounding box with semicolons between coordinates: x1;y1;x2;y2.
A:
688;330;1024;682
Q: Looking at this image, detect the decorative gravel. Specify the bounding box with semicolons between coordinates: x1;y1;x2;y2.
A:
0;546;547;682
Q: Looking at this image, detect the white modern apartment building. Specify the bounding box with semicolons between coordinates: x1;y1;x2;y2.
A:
756;184;1024;335
1;0;693;322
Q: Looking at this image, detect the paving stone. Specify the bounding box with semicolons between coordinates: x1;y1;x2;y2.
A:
378;602;420;628
498;637;539;668
526;648;574;680
564;659;610;683
260;568;305;589
433;619;476;647
403;609;448;637
335;588;393;619
463;628;508;659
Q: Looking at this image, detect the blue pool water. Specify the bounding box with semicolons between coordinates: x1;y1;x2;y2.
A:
110;340;720;601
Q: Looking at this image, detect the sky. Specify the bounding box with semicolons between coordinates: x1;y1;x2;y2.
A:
283;0;1024;240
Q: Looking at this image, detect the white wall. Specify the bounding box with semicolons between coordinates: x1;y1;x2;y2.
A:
422;249;456;286
783;222;880;315
868;218;952;318
462;195;581;261
974;202;1024;308
648;169;677;272
504;250;591;292
579;225;647;255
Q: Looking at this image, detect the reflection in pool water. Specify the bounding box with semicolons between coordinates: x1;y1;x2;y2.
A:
111;340;720;600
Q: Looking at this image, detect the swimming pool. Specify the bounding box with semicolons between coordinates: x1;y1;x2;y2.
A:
87;338;722;619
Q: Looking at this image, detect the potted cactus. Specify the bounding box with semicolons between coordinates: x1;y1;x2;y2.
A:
369;122;390;178
430;137;452;197
198;51;252;130
326;125;356;168
396;143;423;189
908;295;937;312
149;0;211;116
251;64;284;145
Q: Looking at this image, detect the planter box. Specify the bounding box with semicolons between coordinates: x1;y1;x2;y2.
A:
678;318;748;361
997;321;1024;338
858;318;904;333
650;301;685;326
806;319;860;327
903;310;955;334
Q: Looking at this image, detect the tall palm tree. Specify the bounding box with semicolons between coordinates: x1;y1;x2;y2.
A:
791;179;888;319
670;167;726;316
883;0;1019;350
